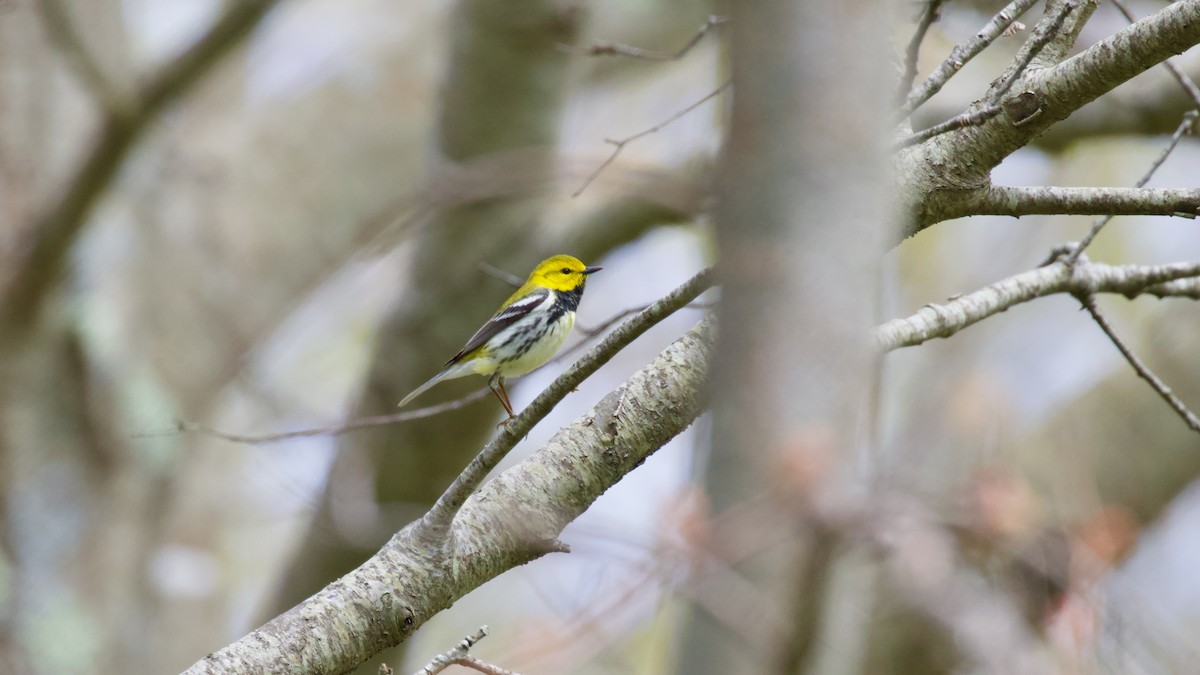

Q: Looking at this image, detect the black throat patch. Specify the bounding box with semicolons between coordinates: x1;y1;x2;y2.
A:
558;283;584;313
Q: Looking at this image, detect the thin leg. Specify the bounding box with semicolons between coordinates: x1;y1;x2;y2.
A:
497;378;514;418
488;374;515;422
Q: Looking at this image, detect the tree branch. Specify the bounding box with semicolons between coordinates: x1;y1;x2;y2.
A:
573;81;730;197
1064;110;1198;266
573;14;724;61
1;0;286;326
34;0;126;111
1077;294;1200;433
412;626;520;675
970;185;1200;219
900;0;1040;117
874;258;1200;351
897;0;946;103
182;317;716;675
421;266;714;536
902;0;1200;232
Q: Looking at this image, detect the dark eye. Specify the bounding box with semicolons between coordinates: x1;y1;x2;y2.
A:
561;267;572;274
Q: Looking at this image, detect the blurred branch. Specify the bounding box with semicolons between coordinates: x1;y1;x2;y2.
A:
155;299;713;447
572;14;724;61
864;498;1053;673
413;627;519;675
183;317;715;674
897;1;946;101
874;257;1200;351
974;185;1200;218
1;0;286;326
421;266;714;535
1077;293;1200;434
477;262;523;287
900;0;1040;117
574;301;714;338
34;0;126;111
573;80;730;197
153;389;493;446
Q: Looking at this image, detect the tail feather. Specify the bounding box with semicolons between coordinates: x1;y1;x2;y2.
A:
397;369;451;408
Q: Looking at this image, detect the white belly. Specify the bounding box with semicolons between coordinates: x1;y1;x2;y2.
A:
495;311;575;377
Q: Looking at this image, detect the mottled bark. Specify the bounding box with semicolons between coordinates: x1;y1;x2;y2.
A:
185;318;714;675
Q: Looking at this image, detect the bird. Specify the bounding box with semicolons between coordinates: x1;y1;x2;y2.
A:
398;254;602;421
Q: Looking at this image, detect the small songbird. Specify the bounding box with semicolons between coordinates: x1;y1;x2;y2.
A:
398;254;602;420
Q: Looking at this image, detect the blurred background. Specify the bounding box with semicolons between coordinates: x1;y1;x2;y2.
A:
0;0;1198;673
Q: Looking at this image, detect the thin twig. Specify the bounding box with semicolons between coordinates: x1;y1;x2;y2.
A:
1077;293;1200;434
478;261;524;287
1061;0;1200;267
573;80;731;197
900;0;1040;117
1111;0;1200;108
874;258;1200;351
34;0;127;112
569;15;725;61
897;0;947;103
574;300;715;338
421;266;715;535
986;0;1078;105
146;295;715;444
143;299;712;447
414;626;521;675
895;104;1002;149
898;0;1071;147
1065;110;1198;267
140;389;494;446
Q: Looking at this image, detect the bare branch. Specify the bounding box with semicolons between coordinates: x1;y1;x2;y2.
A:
572;15;725;61
900;0;1041;117
974;185;1200;218
1065;110;1198;266
477;262;524;287
34;0;126;111
1077;294;1200;433
1112;0;1200;108
875;258;1200;351
897;0;946;102
413;626;520;675
146;389;493;446
1055;0;1200;265
183;317;716;674
903;0;1200;233
902;1;1100;155
985;0;1084;104
573;80;731;197
900;1;1093;154
149;300;712;447
421;267;715;535
0;0;287;326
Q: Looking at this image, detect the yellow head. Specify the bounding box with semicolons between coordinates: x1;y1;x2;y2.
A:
524;254;602;292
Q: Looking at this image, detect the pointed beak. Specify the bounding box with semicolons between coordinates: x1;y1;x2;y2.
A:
582;266;603;275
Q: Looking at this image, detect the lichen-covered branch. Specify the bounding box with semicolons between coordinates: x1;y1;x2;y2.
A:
182;317;714;675
874;259;1200;351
